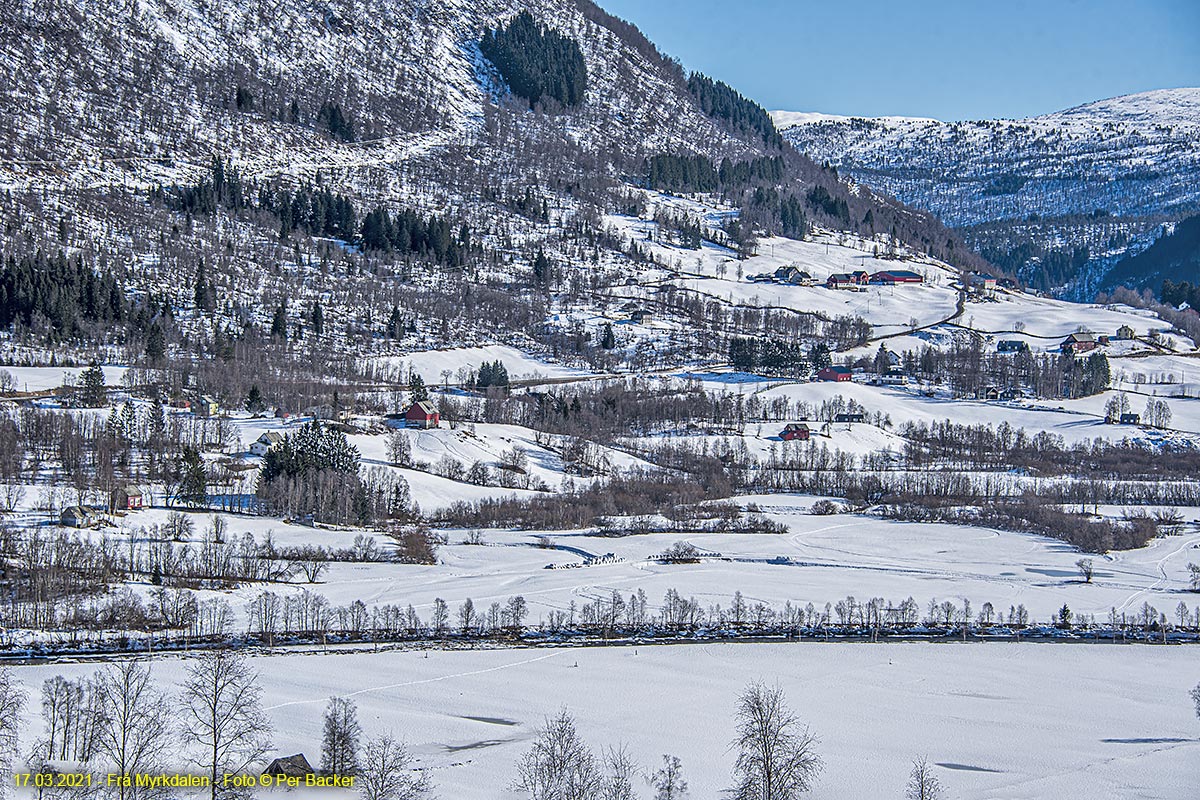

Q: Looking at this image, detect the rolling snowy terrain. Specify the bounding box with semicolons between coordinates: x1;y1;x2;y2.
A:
774;89;1200;297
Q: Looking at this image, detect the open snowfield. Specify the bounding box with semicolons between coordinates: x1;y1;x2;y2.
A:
369;346;593;385
40;494;1200;634
0;365;129;392
8;642;1196;799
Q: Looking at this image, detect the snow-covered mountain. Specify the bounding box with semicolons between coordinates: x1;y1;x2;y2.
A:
774;88;1200;297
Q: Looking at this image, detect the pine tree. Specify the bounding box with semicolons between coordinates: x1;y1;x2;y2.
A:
311;303;324;337
601;322;615;349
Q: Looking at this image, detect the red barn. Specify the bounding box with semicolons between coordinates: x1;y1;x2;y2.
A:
817;366;852;382
405;400;440;429
780;423;811;441
111;486;143;511
869;270;924;285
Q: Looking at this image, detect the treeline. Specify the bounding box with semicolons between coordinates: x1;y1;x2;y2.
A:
978;240;1089;293
881;339;1111;400
0;251;147;340
481;11;587;108
0;515;433;633
645;154;785;195
686;72;782;147
359;207;472;265
1161;276;1200;311
167;158;358;240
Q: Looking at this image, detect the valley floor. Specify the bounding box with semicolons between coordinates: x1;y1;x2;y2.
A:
10;641;1195;799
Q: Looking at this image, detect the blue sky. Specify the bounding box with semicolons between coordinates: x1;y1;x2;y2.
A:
596;0;1200;120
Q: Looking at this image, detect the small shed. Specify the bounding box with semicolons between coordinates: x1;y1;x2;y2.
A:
61;506;95;528
111;486;144;511
263;753;314;778
780;423;811;441
405;400;440;429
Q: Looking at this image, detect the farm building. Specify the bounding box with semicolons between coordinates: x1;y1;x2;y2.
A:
826;273;857;290
880;370;909;385
834;412;865;423
1116;325;1136;340
997;340;1029;354
191;395;220;417
1120;413;1141;425
263;754;314;778
817;366;853;382
110;486;144;511
780;423;811;441
249;432;284;457
869;270;923;285
405;400;441;429
1060;332;1097;354
60;506;95;528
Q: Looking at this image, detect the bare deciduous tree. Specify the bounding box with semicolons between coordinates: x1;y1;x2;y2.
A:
1076;558;1094;584
0;668;24;800
730;682;821;800
322;697;362;776
650;754;688;799
905;757;943;800
95;661;172;800
601;746;638;800
513;708;602;799
180;651;272;800
358;735;432;800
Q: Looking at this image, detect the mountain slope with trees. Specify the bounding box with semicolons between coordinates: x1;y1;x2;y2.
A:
775;88;1200;298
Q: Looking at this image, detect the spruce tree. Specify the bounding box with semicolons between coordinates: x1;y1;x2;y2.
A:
408;373;429;403
601;322;615;349
270;301;288;340
245;385;266;415
78;362;107;407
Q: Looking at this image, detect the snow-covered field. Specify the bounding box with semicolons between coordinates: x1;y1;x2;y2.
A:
43;494;1200;633
9;642;1196;799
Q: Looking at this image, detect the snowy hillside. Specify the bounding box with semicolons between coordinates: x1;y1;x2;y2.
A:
774;88;1200;297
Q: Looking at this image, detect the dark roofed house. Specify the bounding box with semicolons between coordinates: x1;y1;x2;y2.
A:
870;270;924;285
780;423;811;441
405;400;440;429
1120;413;1141;425
997;340;1029;354
263;754;314;778
817;365;852;382
61;506;95;528
1061;332;1097;354
834;412;865;423
826;273;856;290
